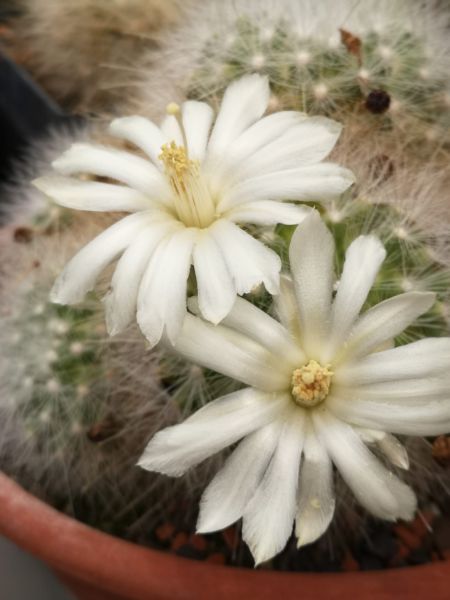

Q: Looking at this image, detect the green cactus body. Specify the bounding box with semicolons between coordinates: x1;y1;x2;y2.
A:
188;16;450;151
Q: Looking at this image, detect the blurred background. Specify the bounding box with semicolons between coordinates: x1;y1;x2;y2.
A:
0;536;72;599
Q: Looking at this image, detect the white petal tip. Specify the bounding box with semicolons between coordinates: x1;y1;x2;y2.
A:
195;522;216;535
108;118;122;130
51;158;65;171
49;288;67;305
421;291;437;309
199;308;229;327
136;315;163;350
136;455;159;472
136;454;182;477
395;454;410;471
245;542;277;567
106;323;121;337
196;513;235;534
295;529;323;549
32;177;49;192
253;554;270;567
103;301;127;337
296;537;313;550
143;335;159;350
264;280;280;295
165;321;186;347
343;168;356;185
242;73;269;88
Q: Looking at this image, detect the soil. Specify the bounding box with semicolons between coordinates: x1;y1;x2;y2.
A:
148;509;450;572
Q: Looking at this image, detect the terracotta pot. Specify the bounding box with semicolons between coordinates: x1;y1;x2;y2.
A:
0;472;449;600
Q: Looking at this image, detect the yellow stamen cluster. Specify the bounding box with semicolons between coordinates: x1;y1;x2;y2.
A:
159;142;193;180
159;141;215;228
291;360;333;407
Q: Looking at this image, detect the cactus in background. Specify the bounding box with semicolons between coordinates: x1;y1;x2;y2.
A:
144;0;449;156
0;221;236;536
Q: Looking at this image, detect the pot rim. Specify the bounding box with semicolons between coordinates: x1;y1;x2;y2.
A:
0;471;448;600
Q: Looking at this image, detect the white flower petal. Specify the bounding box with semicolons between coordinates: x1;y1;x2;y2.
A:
378;434;410;470
138;388;288;476
219;163;354;212
210;219;281;295
109;116;165;166
335;338;450;386
326;235;386;360
242;407;305;565
52;143;170;199
160;114;184;146
296;419;335;548
211;296;304;366
192;231;236;325
224;201;310;226
223;111;306;168
313;411;416;521
338;377;450;403
345;291;436;360
356;428;386;444
273;275;301;337
234;116;343;180
103;217;179;335
289;211;334;358
173;314;287;390
33;176;156;212
197;420;283;533
50;212;152;305
182;100;214;161
137;228;197;347
207;74;270;156
329;395;450;436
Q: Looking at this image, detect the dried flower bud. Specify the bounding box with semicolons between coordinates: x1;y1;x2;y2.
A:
13;227;34;244
365;90;391;114
339;28;362;62
432;436;450;466
87;417;119;443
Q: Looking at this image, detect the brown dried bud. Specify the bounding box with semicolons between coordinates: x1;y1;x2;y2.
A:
432;436;450;466
87;417;119;442
365;90;391;114
13;227;34;243
339;28;362;61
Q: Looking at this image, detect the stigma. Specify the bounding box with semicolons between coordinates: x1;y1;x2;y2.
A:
291;360;333;408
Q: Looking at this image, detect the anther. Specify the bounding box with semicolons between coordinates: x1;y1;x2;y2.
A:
291;360;333;408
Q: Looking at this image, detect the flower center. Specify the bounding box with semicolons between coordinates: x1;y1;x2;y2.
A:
291;360;333;408
159;104;216;229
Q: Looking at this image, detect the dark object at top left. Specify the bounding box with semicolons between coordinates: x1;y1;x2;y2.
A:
0;51;82;187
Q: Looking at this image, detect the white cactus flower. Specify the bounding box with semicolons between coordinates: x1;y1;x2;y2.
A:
34;75;353;346
139;211;450;564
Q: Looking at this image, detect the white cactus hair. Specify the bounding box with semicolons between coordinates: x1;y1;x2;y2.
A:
0;222;192;532
328;127;450;257
135;0;450;149
0;192;228;535
0;122;89;228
